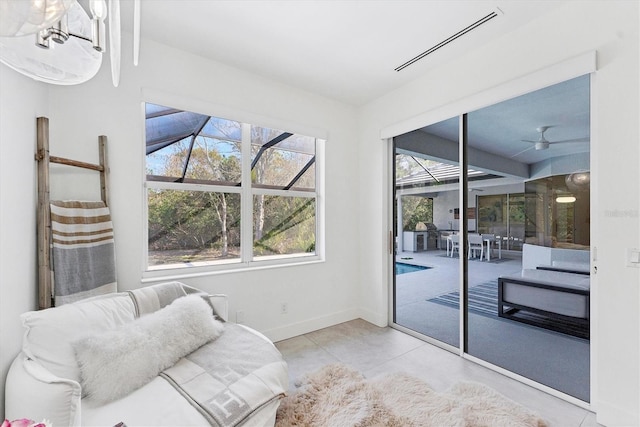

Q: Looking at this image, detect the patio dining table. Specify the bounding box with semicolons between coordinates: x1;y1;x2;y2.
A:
483;235;502;261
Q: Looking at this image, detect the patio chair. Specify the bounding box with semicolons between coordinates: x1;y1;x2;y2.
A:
468;234;484;259
449;234;460;257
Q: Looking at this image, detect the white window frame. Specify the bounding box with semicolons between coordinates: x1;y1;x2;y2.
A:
142;107;325;281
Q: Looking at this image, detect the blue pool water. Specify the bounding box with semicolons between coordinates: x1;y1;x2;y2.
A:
396;262;432;275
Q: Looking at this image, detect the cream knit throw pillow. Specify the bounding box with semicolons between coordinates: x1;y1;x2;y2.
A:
73;294;224;404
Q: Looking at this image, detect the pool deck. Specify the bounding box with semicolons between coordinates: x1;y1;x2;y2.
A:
392;247;590;402
396;247;522;299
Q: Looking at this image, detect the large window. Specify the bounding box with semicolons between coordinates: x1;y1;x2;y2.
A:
477;193;525;251
145;103;322;271
524;173;590;249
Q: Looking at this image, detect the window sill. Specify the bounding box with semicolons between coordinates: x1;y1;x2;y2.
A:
141;255;324;283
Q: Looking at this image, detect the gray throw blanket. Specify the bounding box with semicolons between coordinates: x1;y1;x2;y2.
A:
128;281;192;316
161;323;288;426
128;281;225;320
50;201;117;305
128;282;288;426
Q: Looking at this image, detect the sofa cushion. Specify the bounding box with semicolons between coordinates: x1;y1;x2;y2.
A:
73;294;224;404
21;292;136;383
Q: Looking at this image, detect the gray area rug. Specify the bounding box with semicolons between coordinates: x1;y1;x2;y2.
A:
276;364;548;427
428;280;589;339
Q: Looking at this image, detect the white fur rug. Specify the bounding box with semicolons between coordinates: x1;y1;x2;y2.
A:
276;364;548;427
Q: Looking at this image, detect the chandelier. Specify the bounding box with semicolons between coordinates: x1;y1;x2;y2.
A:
0;0;140;86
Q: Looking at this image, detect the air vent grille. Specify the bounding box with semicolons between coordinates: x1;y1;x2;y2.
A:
395;11;499;72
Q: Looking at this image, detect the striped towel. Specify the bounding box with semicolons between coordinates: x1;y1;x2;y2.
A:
50;201;117;306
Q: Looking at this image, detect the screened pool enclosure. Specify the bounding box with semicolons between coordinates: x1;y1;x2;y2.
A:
145;103;321;269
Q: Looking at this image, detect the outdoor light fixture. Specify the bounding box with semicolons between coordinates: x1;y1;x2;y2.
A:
565;171;590;193
0;0;136;86
556;195;577;204
535;141;550;151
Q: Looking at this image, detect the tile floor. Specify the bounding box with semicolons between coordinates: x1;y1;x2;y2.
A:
275;319;600;427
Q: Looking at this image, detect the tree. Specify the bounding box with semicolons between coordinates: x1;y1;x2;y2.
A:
401;196;433;231
251;128;315;254
187;139;241;256
148;121;317;263
147;135;242;262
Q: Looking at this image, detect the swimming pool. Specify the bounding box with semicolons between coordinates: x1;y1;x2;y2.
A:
395;262;432;275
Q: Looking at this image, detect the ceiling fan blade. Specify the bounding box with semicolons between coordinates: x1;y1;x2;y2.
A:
548;137;590;144
511;145;533;158
521;139;538;143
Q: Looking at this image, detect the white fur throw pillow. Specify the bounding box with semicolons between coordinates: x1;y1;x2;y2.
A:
73;294;224;404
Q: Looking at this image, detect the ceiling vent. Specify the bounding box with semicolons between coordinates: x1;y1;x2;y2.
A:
395;10;500;72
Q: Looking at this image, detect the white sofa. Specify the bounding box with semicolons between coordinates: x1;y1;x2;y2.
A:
521;243;590;273
5;282;289;427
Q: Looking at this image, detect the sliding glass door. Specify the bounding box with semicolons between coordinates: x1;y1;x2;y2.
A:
392;74;591;403
393;117;460;348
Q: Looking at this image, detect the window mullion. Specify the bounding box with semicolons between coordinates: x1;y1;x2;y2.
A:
252;188;316;198
147;180;242;194
240;123;253;263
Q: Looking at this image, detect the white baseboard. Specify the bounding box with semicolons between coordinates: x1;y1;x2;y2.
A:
596;399;639;426
263;308;360;342
358;307;388;327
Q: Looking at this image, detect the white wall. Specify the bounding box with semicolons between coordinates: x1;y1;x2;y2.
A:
357;1;639;425
0;35;360;417
0;66;48;417
44;36;361;342
429;183;524;232
432;190;460;231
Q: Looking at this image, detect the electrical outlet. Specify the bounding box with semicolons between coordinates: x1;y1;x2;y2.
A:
280;302;288;314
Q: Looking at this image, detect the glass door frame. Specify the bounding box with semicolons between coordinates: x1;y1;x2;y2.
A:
388;113;474;354
386;53;596;410
389;118;465;354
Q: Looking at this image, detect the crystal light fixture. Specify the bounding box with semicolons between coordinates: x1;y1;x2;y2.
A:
90;0;107;52
0;0;74;37
0;1;102;85
0;0;132;86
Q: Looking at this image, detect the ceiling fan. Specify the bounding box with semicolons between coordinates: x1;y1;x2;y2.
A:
511;126;589;158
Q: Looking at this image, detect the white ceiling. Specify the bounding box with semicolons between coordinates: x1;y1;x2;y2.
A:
112;0;588;168
120;0;568;106
421;74;590;165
